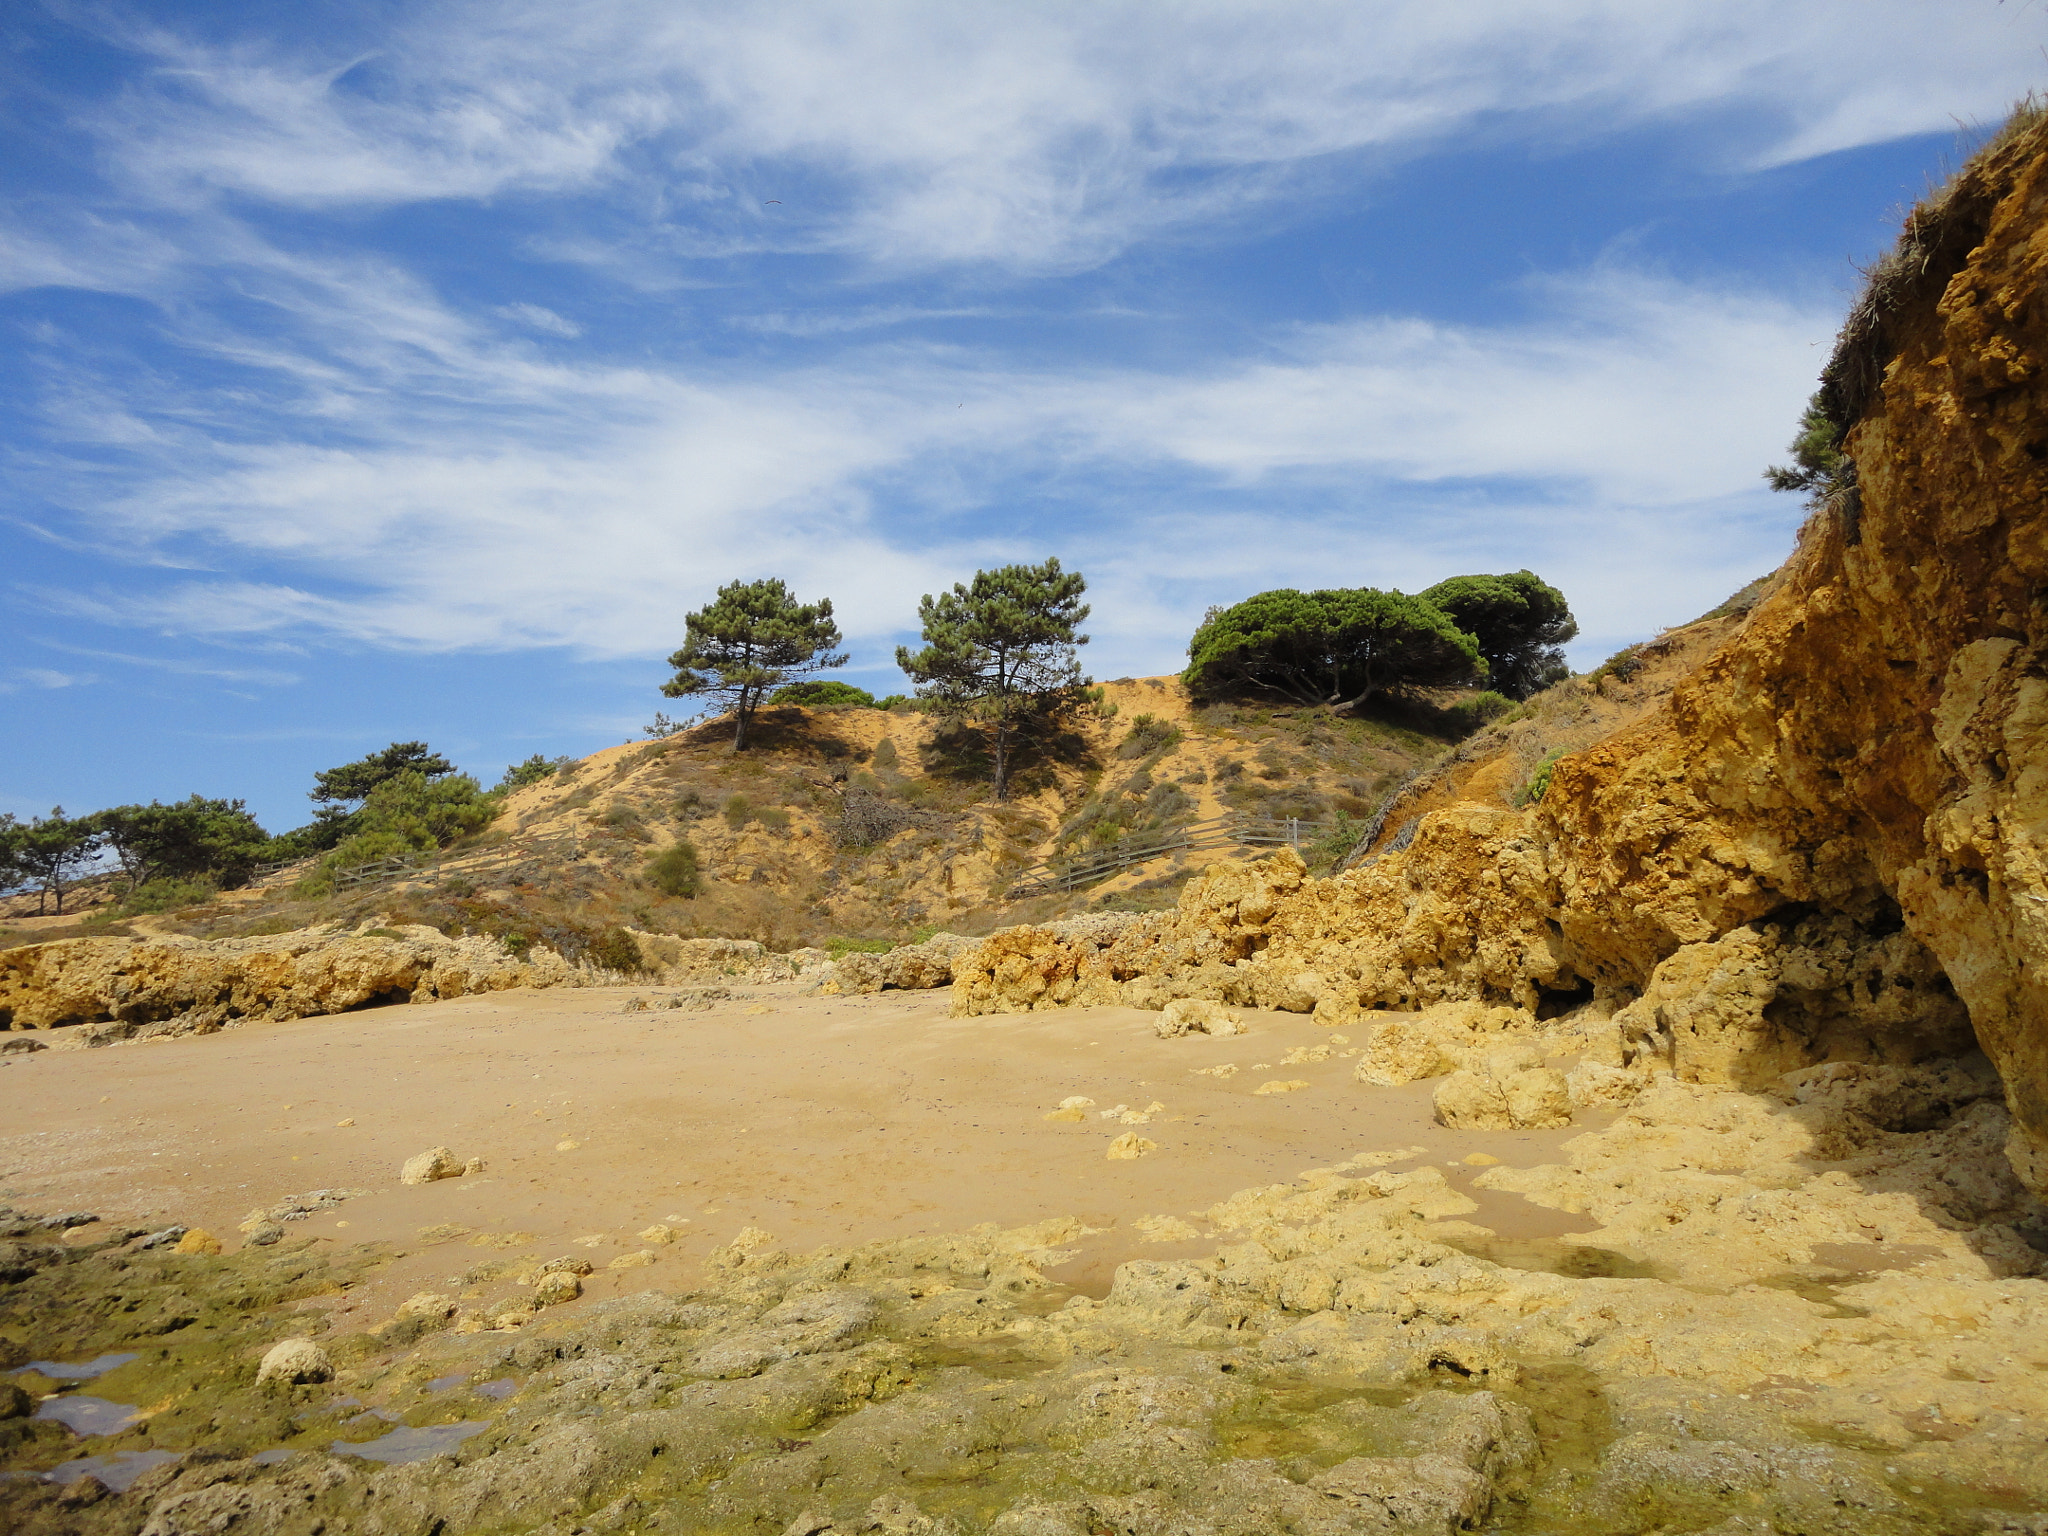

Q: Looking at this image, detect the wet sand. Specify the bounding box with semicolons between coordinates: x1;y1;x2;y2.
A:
1;983;1599;1321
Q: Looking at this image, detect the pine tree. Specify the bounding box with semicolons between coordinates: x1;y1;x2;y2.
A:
896;558;1089;800
1421;570;1578;699
1182;587;1480;707
662;579;847;750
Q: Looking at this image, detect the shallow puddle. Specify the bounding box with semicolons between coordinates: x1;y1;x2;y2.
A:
34;1396;144;1436
1439;1231;1664;1279
332;1421;490;1464
427;1374;517;1399
46;1449;180;1491
23;1353;138;1381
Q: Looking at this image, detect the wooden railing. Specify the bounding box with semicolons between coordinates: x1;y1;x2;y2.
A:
1009;814;1337;895
324;833;586;894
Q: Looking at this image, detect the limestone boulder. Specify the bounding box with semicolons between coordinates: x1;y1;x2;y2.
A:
1353;1002;1532;1086
1434;1048;1573;1130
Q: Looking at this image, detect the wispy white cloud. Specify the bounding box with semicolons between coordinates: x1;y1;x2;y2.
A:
51;2;2040;278
494;301;582;337
2;0;2007;688
20;254;1831;676
0;668;93;693
729;305;999;336
30;641;300;687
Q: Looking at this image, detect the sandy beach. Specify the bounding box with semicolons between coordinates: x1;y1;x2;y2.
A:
2;983;1598;1323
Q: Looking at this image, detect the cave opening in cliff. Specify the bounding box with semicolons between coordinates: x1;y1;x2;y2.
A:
1535;977;1596;1020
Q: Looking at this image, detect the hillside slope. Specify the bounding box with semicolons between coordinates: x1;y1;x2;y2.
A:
2;676;1481;960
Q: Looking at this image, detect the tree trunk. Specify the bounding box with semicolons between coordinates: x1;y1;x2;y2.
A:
732;689;751;751
991;714;1011;800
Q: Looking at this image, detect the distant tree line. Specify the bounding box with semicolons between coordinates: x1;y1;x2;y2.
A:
660;562;1574;800
0;741;562;916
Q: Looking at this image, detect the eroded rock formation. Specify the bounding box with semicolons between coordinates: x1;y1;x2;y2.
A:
0;924;570;1045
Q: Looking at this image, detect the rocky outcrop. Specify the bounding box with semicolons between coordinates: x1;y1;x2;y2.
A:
822;932;979;994
950;120;2048;1194
624;932;833;986
0;923;571;1044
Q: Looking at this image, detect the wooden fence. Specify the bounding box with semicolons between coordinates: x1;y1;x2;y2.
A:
319;833;586;894
1009;813;1337;896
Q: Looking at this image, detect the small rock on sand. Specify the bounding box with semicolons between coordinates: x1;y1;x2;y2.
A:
1154;1000;1246;1038
608;1250;657;1269
399;1146;468;1185
638;1224;685;1245
174;1228;223;1255
532;1270;582;1306
1106;1132;1158;1160
257;1338;333;1385
1042;1095;1095;1122
1253;1079;1310;1096
555;1139;580;1152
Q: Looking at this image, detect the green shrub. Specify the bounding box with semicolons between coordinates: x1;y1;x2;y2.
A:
825;936;894;958
497;755;557;792
1117;712;1183;760
599;803;650;840
107;874;222;916
1593;645;1645;684
646;842;702;898
874;694;913;711
587;926;645;974
771;680;878;707
1439;690;1517;739
1516;751;1565;806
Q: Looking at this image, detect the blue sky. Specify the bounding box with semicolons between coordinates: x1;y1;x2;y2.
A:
3;1;2043;834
